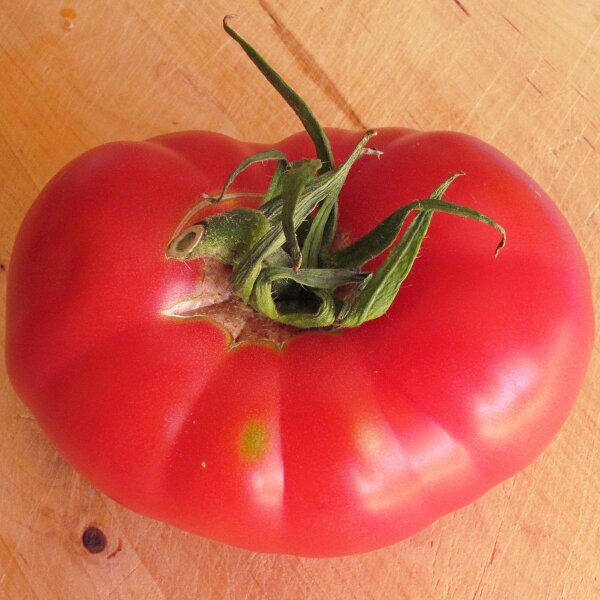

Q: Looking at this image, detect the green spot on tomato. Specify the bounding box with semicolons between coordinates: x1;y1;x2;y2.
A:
239;419;269;462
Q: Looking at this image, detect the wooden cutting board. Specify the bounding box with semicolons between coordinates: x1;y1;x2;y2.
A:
1;1;598;598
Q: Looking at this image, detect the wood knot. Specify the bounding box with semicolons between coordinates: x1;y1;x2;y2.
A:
82;526;107;554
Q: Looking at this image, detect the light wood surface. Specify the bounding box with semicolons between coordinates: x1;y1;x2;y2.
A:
1;1;598;598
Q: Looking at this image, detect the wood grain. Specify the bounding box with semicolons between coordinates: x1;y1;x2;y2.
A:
1;1;598;598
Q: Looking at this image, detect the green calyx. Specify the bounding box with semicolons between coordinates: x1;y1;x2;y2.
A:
165;16;506;330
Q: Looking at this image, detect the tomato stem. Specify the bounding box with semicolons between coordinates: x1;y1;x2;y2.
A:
165;17;506;330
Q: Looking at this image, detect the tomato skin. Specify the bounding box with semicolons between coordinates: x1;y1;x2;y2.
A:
6;128;594;556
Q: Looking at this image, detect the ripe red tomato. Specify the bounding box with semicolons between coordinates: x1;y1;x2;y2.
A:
6;127;593;556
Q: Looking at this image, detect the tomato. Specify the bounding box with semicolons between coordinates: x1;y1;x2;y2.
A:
5;124;593;556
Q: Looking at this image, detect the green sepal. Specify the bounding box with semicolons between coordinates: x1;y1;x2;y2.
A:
302;145;381;268
281;159;322;270
202;149;289;203
337;210;433;327
335;173;506;326
301;190;339;268
252;268;365;328
261;159;287;206
223;15;335;174
260;266;367;289
329;174;506;269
